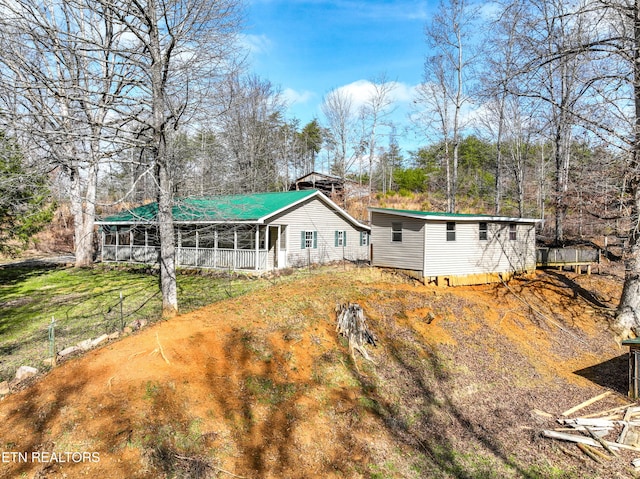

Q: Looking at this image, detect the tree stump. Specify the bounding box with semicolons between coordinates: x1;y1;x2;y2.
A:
336;303;377;370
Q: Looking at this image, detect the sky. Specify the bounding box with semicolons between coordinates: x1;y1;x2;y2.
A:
244;0;433;154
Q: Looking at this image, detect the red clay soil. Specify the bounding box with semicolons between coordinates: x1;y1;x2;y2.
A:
0;265;634;478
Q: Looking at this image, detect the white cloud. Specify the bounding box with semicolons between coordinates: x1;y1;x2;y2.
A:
283;88;314;106
331;80;419;109
239;33;272;56
477;1;502;21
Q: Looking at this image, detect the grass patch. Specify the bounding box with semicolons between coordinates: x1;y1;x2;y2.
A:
0;263;268;381
140;418;214;479
244;375;297;405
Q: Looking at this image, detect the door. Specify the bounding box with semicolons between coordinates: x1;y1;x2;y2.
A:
269;226;279;269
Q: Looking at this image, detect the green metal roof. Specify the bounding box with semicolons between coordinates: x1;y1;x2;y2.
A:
622;338;640;346
372;207;492;218
98;190;317;224
369;206;541;223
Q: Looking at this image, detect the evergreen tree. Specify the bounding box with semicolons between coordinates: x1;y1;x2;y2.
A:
0;132;52;254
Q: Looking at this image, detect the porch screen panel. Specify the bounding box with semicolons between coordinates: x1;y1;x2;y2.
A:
133;227;147;246
180;227;197;247
103;227;116;245
237;226;256;249
199;226;216;248
118;228;131;245
148;227;160;246
218;225;234;249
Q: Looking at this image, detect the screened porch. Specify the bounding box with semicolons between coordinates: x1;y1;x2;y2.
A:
101;224;272;271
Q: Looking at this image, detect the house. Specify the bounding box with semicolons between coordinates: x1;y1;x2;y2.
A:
369;206;541;285
96;190;370;272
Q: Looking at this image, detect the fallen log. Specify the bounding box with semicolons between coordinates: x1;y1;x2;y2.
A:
554;426;612;434
532;408;553;418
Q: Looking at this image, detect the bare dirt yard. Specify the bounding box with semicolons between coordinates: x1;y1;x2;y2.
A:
0;263;635;478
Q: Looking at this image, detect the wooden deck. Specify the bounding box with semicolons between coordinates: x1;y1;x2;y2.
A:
536;247;600;274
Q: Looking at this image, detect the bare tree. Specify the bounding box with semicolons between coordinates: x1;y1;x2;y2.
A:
504;0;593;242
480;0;529;214
0;0;138;266
322;88;358;178
105;0;243;316
510;0;640;334
360;74;397;196
218;74;288;193
416;0;478;213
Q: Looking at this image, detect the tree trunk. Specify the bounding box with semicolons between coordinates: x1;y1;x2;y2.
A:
554;130;568;245
615;0;640;336
452;138;459;213
157;158;178;317
69;166;84;266
616;186;640;335
494;107;504;215
76;160;98;267
149;0;178;317
444;140;452;213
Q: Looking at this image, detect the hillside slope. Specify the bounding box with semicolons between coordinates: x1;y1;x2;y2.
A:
0;265;632;478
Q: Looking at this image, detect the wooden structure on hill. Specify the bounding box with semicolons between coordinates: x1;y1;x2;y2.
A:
290;172;369;200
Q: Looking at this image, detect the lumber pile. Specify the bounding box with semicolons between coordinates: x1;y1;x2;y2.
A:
540;391;640;469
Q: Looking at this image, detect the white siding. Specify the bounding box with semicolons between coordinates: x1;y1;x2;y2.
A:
370;210;537;279
370;212;425;273
424;221;536;277
269;197;369;267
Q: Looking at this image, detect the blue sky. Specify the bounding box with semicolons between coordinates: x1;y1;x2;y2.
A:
244;0;432;151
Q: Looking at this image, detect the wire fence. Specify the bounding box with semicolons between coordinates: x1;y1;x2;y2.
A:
0;288;162;382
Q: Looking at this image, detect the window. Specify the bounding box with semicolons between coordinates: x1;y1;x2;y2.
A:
359;231;370;246
446;222;456;241
479;222;488;241
335;230;346;247
391;222;402;242
280;225;287;249
509;223;517;241
301;230;317;249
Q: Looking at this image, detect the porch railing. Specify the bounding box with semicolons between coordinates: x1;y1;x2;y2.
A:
103;245;268;271
536;247;600;266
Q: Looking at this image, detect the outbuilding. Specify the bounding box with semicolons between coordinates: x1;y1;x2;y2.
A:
97;190;370;272
369;206;541;285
